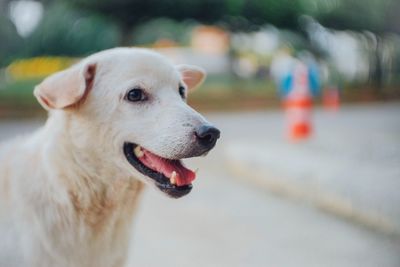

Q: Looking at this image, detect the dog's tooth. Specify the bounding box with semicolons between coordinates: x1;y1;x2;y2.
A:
134;146;144;158
170;171;177;185
171;171;177;179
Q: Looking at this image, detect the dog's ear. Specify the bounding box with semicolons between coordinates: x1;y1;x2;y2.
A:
34;62;96;110
176;64;206;91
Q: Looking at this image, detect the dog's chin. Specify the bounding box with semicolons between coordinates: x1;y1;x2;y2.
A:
123;142;195;198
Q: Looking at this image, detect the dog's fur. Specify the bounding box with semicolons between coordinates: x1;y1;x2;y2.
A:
0;48;214;267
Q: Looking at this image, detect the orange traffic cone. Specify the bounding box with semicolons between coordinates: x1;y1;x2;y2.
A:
284;97;312;141
283;63;313;141
323;86;340;111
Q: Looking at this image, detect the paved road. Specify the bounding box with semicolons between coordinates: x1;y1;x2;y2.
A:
1;104;399;267
218;103;400;233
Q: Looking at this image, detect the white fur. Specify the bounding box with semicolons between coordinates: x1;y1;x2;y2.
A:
0;48;211;267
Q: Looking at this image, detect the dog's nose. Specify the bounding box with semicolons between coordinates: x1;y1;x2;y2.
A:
195;125;220;149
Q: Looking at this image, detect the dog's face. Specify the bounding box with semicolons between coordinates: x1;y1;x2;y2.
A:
34;48;220;198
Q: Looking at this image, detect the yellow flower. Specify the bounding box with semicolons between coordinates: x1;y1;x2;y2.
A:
7;57;78;80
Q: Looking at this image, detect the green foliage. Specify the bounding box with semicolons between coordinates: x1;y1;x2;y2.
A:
19;3;119;58
68;0;231;26
311;0;398;33
0;79;40;106
67;0;310;33
240;0;305;29
132;18;195;46
0;15;23;66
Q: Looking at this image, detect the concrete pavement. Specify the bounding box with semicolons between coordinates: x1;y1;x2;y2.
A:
128;154;400;267
217;103;400;235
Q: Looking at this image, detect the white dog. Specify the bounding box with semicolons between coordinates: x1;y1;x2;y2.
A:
0;48;220;267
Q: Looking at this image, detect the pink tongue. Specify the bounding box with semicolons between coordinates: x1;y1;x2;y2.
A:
139;149;196;186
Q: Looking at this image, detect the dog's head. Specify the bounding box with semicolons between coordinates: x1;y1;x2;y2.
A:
34;48;220;198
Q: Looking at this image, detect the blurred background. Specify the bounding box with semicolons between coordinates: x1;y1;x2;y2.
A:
0;0;400;266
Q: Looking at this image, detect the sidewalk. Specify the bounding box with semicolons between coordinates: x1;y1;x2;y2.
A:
219;103;400;235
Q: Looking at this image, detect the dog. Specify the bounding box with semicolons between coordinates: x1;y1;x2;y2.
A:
0;48;220;267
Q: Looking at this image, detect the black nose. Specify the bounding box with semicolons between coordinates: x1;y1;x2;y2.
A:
195;125;220;149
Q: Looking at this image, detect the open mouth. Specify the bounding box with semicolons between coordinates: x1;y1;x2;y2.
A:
123;143;196;198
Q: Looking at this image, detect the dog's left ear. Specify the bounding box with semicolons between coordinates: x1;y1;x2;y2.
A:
34;62;96;110
177;64;206;91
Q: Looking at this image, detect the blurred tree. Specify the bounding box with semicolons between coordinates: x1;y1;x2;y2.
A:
133;18;194;46
0;0;24;66
64;0;309;45
19;3;119;58
311;0;400;89
312;0;399;34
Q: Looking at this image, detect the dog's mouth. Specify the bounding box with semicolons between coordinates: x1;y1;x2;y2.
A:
123;143;196;198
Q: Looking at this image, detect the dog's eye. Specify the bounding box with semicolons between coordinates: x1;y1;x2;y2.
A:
179;85;186;99
126;88;147;102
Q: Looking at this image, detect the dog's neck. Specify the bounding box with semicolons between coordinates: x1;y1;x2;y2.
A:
40;111;144;231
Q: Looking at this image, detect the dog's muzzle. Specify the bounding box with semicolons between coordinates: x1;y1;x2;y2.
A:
123;125;220;198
